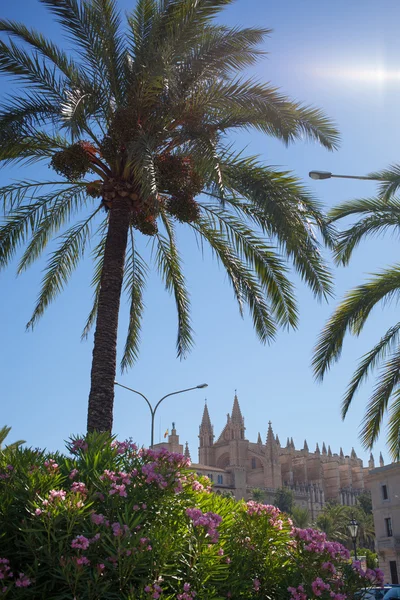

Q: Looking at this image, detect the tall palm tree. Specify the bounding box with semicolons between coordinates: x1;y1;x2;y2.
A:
313;167;400;460
0;0;339;433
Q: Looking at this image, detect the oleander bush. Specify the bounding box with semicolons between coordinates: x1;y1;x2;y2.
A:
0;434;383;599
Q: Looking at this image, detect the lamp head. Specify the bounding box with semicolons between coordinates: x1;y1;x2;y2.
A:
309;171;332;180
197;383;208;389
347;518;359;541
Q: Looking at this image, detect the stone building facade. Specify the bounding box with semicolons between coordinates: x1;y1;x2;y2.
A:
367;462;400;584
155;393;373;520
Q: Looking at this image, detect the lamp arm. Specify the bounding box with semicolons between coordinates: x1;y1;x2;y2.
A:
153;386;200;414
114;382;154;415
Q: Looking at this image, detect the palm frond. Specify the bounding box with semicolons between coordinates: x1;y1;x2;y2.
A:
192;216;277;342
387;390;400;461
200;203;298;328
0;37;63;96
368;164;400;200
341;323;400;419
0;19;81;80
0;180;76;213
17;187;88;273
360;346;400;450
27;207;102;329
313;266;400;380
220;158;333;298
121;228;148;371
329;197;400;265
155;213;193;358
0;186;84;269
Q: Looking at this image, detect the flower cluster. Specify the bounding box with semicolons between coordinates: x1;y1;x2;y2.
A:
292;528;351;560
186;508;222;543
71;481;88;496
110;440;137;455
0;559;31;592
352;561;384;585
44;459;58;472
177;582;197;599
246;500;280;518
311;577;331;597
0;558;12;581
69;438;88;454
288;584;307;600
144;582;163;599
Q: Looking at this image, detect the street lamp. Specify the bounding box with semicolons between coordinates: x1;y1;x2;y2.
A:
309;170;380;181
114;381;208;448
347;517;359;561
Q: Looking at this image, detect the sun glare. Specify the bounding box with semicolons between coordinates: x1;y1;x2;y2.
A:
314;66;400;83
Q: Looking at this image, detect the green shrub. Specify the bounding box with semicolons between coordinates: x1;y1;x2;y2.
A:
0;434;384;599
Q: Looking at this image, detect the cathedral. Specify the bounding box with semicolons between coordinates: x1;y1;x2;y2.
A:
154;393;382;519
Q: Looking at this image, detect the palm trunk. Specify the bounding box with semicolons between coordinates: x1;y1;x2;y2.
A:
87;197;131;432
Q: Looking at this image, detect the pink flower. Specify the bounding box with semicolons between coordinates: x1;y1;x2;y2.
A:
71;481;88;495
70;438;88;454
71;535;90;550
44;459;58;472
75;556;90;566
109;483;127;497
253;578;261;592
91;513;105;525
218;548;224;556
34;508;42;516
69;469;79;480
48;489;66;502
15;573;31;588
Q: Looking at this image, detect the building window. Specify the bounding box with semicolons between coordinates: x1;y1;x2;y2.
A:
390;561;399;584
207;473;213;481
251;458;256;469
382;484;389;500
385;517;393;537
217;475;223;484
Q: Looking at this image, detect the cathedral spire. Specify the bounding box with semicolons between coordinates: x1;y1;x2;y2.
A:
322;442;327;455
286;437;291;448
328;445;332;457
351;447;357;460
368;452;375;469
340;447;344;459
200;402;212;431
257;432;262;444
266;421;275;446
303;439;309;452
184;442;191;461
199;402;214;449
231;392;244;425
290;437;295;450
275;434;281;447
315;443;320;455
379;452;384;467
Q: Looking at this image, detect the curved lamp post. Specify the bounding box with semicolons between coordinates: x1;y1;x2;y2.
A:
347;517;359;561
309;170;380;181
114;381;208;448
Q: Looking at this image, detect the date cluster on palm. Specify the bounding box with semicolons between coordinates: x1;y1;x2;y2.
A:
50;142;204;236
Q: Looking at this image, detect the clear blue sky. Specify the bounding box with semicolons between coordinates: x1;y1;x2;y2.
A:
1;0;400;465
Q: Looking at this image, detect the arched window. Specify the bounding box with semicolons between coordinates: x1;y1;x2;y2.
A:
251;458;256;469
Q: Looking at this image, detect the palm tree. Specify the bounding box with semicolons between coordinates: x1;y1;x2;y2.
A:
313;167;400;459
0;0;338;433
291;505;310;528
0;426;25;451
